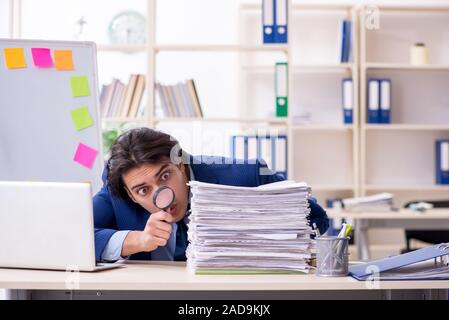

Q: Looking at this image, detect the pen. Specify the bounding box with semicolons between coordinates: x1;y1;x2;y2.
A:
337;223;347;238
344;224;353;238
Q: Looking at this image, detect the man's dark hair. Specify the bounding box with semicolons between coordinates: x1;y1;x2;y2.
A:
107;127;182;201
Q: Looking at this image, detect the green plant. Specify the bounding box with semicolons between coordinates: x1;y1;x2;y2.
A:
102;123;127;158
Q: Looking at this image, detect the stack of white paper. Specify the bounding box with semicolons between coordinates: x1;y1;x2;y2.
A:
186;180;314;274
342;193;393;212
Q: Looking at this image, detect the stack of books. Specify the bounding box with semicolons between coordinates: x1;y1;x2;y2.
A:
155;79;203;118
186;180;314;274
99;74;146;119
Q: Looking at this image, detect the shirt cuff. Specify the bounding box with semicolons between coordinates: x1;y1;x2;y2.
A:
100;230;131;262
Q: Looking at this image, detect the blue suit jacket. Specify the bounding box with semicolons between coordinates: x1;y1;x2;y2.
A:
93;155;329;261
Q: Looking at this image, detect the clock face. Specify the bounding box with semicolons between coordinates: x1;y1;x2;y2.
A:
108;11;146;44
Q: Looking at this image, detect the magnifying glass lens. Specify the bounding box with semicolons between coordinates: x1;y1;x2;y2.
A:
154;186;175;210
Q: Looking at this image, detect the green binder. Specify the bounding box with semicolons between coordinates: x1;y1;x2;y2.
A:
275;62;288;117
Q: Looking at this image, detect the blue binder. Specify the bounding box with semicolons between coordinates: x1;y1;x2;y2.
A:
342;78;353;124
274;0;288;43
339;20;351;63
436;140;449;185
230;135;288;178
339;20;347;63
367;79;380;124
345;20;352;62
349;243;449;281
379;79;391;124
262;0;275;43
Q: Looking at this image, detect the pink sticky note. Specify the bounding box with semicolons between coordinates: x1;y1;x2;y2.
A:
31;48;53;67
73;143;98;169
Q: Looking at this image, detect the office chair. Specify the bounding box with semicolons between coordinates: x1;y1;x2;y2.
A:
402;199;449;253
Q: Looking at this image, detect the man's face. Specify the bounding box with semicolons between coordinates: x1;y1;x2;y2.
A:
122;160;189;223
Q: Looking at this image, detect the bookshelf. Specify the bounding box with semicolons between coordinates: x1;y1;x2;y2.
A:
359;4;449;208
239;2;359;206
7;1;449;210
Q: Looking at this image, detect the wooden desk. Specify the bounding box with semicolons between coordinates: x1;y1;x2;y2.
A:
327;209;449;260
1;261;448;300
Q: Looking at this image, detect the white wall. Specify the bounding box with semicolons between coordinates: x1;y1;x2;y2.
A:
0;0;10;37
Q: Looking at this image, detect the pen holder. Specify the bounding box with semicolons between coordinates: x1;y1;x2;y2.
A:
316;236;349;277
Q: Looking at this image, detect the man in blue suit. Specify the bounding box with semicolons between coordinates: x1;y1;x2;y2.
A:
94;128;329;262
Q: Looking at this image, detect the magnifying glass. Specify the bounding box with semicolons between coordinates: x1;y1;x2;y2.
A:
153;185;176;212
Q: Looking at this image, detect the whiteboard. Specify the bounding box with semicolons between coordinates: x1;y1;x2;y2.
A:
0;39;104;193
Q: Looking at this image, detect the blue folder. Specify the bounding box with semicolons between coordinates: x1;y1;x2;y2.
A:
379;79;391;124
230;135;288;178
367;79;380;123
436;140;449;184
342;78;353;124
262;0;275;44
274;0;288;43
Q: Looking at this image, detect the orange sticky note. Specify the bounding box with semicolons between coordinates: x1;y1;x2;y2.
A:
3;48;27;69
54;49;74;70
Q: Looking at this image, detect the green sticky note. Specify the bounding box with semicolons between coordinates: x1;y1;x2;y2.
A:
70;106;93;131
70;76;90;97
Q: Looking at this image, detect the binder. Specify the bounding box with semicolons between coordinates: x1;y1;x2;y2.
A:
339;20;347;63
436;140;449;185
367;79;380;124
262;0;275;44
231;136;245;161
379;79;391;124
274;0;288;43
344;20;352;62
338;20;351;63
275;62;288;117
247;136;258;160
230;135;288;177
274;136;287;178
349;243;449;281
342;78;353;124
259;136;273;171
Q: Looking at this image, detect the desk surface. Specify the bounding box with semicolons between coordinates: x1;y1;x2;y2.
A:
327;208;449;220
1;261;449;291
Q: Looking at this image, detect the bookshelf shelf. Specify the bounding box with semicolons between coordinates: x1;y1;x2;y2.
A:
371;5;449;13
97;44;147;53
364;185;449;192
241;3;352;12
242;63;353;73
364;124;449;131
102;117;148;123
292;124;354;131
312;185;355;191
154;44;289;53
154;117;288;124
365;63;449;71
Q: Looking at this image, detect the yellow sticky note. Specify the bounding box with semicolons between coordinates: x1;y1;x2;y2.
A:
4;48;27;69
70;76;90;97
54;50;74;70
70;106;94;131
